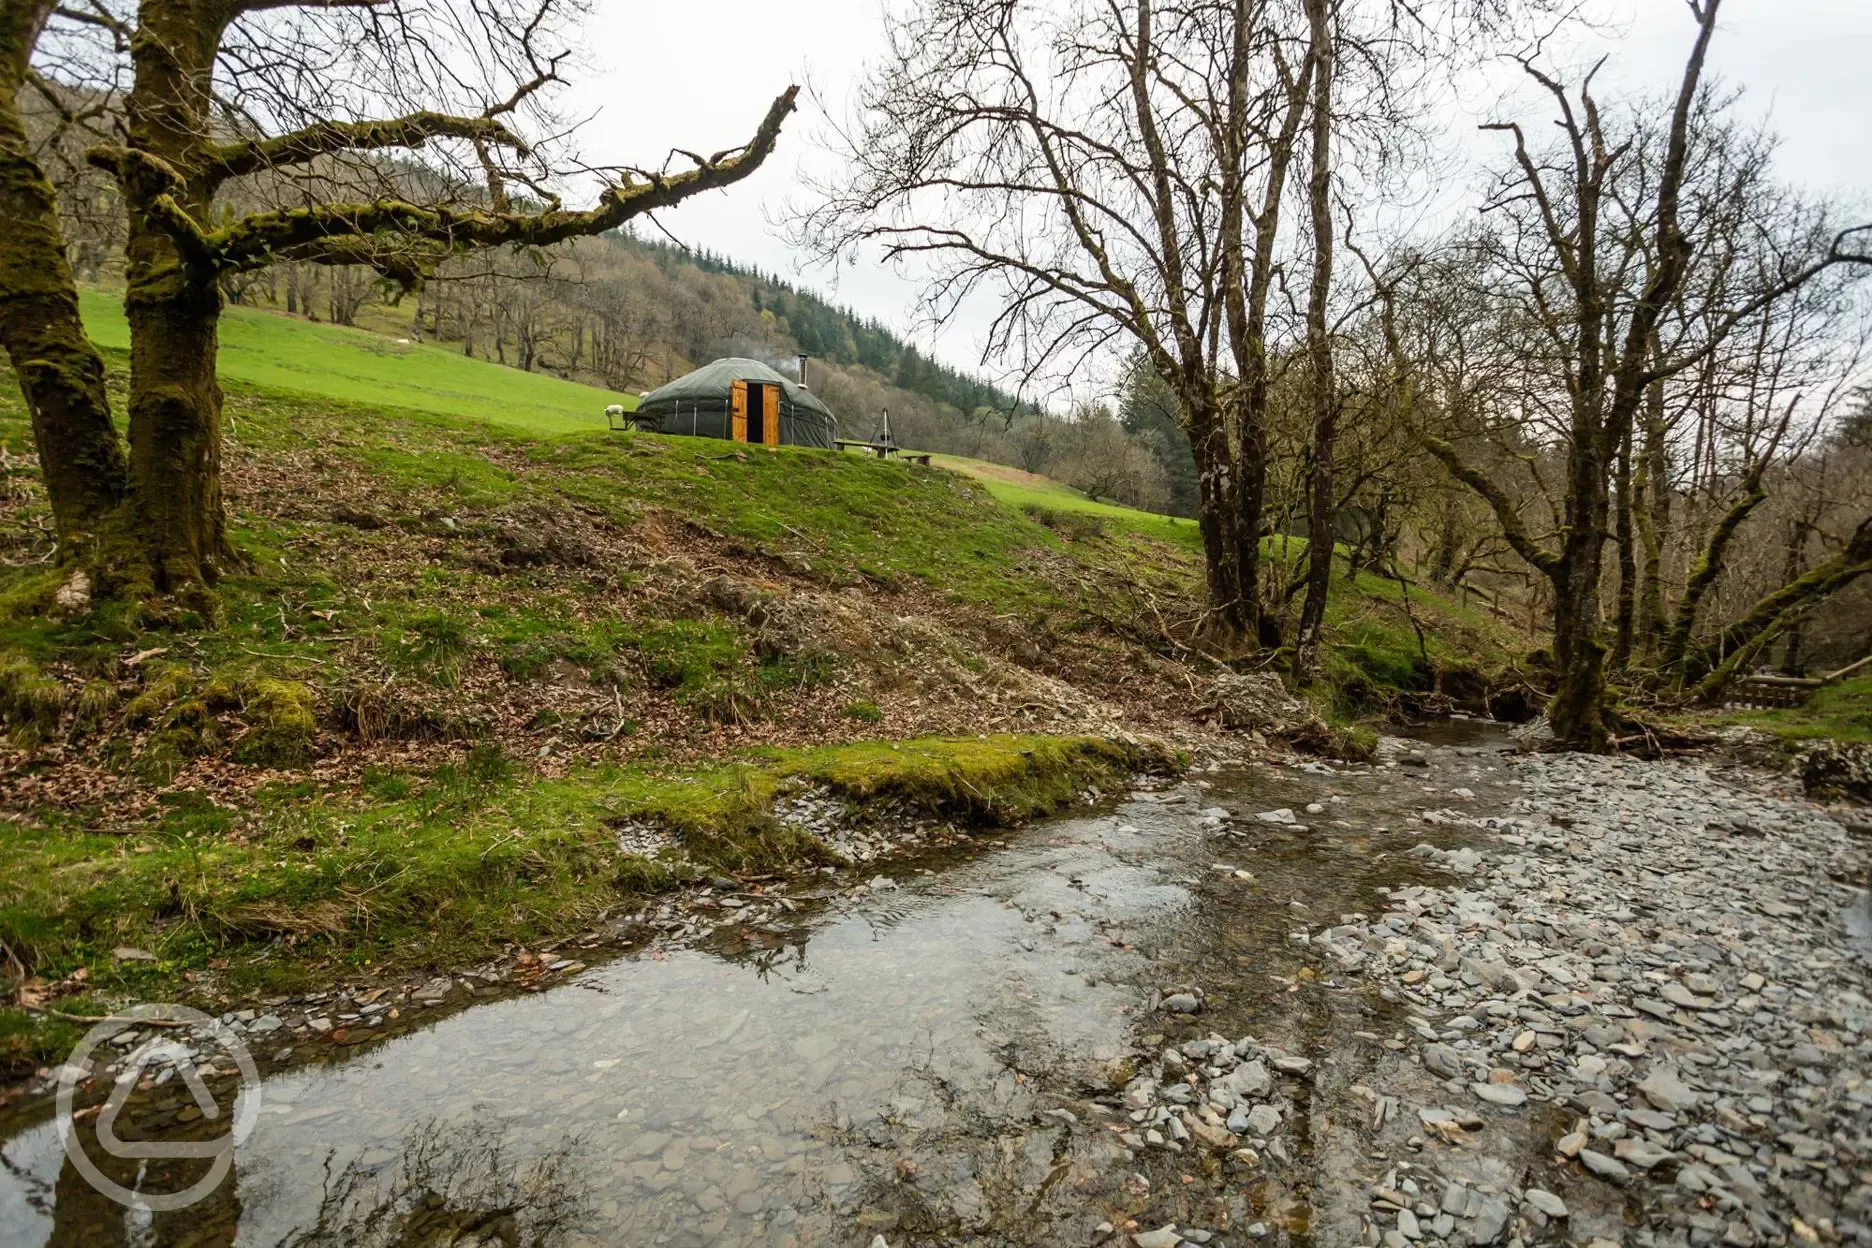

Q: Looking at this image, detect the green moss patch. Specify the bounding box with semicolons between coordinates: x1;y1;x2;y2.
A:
0;656;64;745
0;733;1158;1004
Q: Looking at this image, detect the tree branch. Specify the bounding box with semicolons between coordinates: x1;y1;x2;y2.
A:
205;112;532;184
135;87;798;276
1416;431;1563;577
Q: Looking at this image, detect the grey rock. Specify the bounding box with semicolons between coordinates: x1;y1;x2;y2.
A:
1525;1189;1567;1218
1134;1228;1182;1248
1637;1065;1701;1113
1661;981;1713;1010
1578;1149;1630;1183
1471;1196;1510;1245
1422;1043;1464;1079
1225;1060;1272;1098
1161;993;1202;1015
1471;1081;1527;1108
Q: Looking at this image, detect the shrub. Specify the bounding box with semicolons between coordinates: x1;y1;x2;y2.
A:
393;611;471;685
0;657;64;745
233;679;319;764
1023;504;1106;543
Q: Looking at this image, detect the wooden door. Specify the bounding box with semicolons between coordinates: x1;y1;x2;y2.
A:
730;379;748;442
762;384;782;446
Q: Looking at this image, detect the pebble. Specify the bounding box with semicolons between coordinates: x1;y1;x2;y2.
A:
1304;746;1872;1244
1578;1147;1630;1183
1524;1189;1567;1218
1469;1081;1525;1108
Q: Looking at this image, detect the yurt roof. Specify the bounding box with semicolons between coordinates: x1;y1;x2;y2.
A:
636;357;835;421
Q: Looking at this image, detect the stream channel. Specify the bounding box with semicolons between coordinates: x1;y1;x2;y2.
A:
0;721;1526;1247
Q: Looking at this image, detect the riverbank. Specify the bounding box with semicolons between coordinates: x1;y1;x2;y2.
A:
0;732;1170;1092
3;723;1868;1244
0;348;1525;1087
1304;747;1872;1247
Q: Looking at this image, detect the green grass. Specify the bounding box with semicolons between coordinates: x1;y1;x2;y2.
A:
925;453;1199;546
78;289;635;434
0;735;1157;1009
1723;676;1872;744
922;458;1519;700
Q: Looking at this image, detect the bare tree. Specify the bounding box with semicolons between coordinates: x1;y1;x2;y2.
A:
799;0;1338;645
1418;0;1871;747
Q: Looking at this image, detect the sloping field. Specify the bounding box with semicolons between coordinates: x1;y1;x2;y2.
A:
78;290;635;434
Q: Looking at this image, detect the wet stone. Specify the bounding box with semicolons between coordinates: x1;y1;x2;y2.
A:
1470;1081;1526;1108
1579;1148;1631;1183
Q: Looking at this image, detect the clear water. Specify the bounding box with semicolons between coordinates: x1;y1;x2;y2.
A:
0;726;1518;1246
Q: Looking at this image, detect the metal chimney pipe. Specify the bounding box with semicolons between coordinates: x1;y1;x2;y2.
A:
796;353;811;389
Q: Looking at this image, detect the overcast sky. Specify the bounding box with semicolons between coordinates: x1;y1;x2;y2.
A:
564;1;1871;382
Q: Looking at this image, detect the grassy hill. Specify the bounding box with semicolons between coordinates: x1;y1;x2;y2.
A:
0;314;1525;1061
929;453;1200;546
77;290;636;434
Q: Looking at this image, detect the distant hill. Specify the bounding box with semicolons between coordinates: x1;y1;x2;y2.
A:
653;239;1024;418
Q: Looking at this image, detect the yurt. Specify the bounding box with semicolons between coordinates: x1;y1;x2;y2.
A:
632;358;837;449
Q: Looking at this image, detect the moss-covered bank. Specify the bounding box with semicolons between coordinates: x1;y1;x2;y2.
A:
0;732;1162;1078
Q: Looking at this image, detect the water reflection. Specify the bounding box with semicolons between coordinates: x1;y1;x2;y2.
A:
269;1113;587;1247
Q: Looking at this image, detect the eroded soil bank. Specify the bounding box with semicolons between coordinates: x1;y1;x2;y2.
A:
1;723;1867;1248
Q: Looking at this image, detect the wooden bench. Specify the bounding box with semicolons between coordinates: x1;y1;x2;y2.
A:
1725;652;1872;710
835;440;931;465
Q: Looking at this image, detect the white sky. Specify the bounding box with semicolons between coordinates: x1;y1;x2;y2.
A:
565;0;1872;380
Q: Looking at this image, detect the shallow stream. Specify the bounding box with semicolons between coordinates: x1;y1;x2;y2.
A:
0;721;1522;1246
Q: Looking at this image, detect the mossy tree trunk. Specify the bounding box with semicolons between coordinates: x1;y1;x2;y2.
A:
4;0;795;614
1610;422;1637;672
1185;395;1254;642
114;2;238;601
0;0;127;549
1692;516;1872;700
1632;372;1669;666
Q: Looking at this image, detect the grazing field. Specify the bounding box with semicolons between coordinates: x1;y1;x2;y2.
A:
77;289;636;434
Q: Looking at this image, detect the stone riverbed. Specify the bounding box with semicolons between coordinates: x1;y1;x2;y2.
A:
0;721;1867;1247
